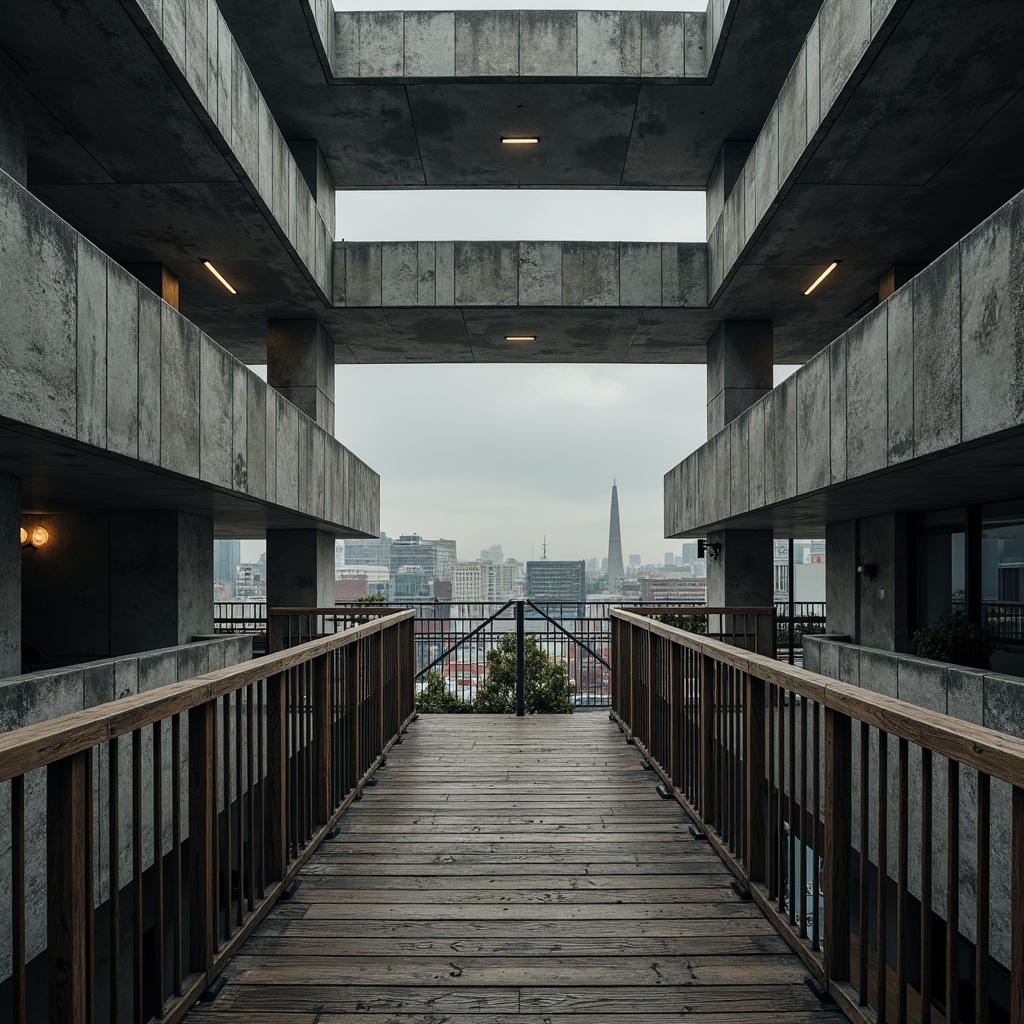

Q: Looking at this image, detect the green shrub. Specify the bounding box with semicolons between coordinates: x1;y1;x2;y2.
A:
911;610;1002;669
658;613;708;634
473;635;574;715
415;670;474;713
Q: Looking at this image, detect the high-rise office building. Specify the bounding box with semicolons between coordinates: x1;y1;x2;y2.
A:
526;560;586;612
214;540;242;596
606;481;624;593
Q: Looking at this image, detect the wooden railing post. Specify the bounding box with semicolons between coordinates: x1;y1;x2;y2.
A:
700;654;716;827
745;674;767;884
47;750;90;1024
824;706;853;986
315;654;332;825
265;672;288;881
1012;785;1024;1023
188;702;216;974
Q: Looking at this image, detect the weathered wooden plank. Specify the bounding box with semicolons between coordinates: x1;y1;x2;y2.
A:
181;714;842;1024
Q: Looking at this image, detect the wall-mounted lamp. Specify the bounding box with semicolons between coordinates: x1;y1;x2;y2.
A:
856;563;877;579
698;539;722;561
505;335;536;342
21;525;49;548
501;137;539;145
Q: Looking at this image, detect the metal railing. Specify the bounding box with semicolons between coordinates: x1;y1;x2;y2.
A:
266;601;774;708
775;600;827;664
611;607;1024;1024
0;610;415;1024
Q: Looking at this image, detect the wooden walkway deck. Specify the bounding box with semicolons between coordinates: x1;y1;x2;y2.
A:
187;713;843;1024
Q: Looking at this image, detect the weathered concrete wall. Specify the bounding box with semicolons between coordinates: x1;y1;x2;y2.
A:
0;477;20;679
706;320;772;436
0;169;377;537
706;0;896;296
334;241;708;309
0;634;253;980
126;0;333;298
330;9;710;80
19;510;215;667
666;185;1024;536
804;635;1021;967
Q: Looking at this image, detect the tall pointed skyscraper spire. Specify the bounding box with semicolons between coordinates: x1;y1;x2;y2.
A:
607;481;624;593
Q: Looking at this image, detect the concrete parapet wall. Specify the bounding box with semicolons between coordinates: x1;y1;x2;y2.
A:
330;9;710;80
803;634;1021;967
0;635;252;979
127;0;332;299
706;0;896;296
0;169;378;537
666;184;1024;536
334;240;708;309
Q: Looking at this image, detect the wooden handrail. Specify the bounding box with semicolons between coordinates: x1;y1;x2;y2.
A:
0;610;414;784
613;608;1024;786
611;607;1024;1024
1;607;417;1024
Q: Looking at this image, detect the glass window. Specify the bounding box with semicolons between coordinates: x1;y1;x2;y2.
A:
916;528;966;628
981;500;1024;642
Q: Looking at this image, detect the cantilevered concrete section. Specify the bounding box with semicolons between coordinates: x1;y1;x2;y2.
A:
6;1;1024;366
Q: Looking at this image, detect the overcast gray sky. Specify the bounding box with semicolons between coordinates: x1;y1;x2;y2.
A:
246;2;792;567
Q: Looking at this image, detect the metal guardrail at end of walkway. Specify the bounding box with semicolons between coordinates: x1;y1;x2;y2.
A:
262;602;779;710
609;607;1024;1024
0;610;416;1024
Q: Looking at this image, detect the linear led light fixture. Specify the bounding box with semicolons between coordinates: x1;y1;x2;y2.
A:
202;259;238;295
501;136;539;145
803;261;840;296
505;335;537;342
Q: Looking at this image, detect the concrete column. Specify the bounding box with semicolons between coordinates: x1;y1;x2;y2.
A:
706;528;774;653
705;141;753;237
109;511;214;654
878;264;923;303
267;320;336;433
125;262;180;310
706;320;773;437
0;476;21;678
0;57;27;186
266;529;336;648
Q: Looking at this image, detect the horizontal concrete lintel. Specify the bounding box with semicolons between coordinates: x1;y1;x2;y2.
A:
331;10;710;80
334;240;708;309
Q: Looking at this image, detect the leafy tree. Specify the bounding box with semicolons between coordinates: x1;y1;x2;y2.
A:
473;634;574;714
415;669;474;713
